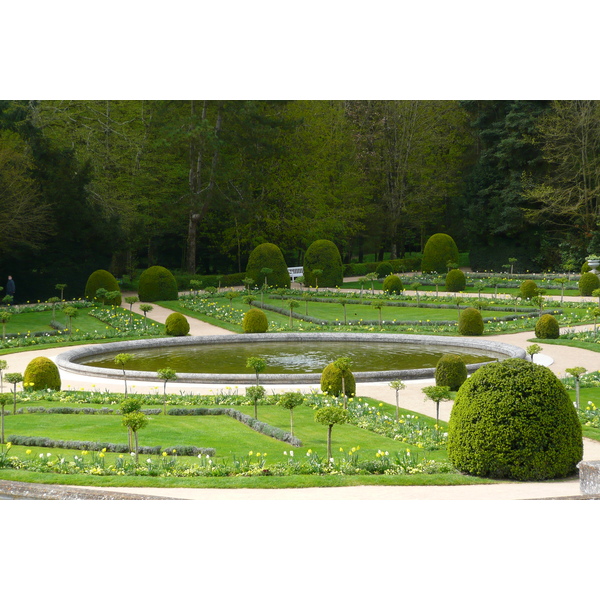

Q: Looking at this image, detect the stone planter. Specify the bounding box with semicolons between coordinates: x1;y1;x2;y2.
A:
578;460;600;495
587;259;600;274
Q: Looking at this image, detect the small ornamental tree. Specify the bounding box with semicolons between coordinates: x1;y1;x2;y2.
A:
0;312;10;339
246;357;267;418
62;306;77;336
0;392;9;443
114;353;133;397
389;379;406;422
314;406;349;461
126;295;139;325
422;385;452;424
4;372;23;415
157;367;178;414
338;297;348;325
566;366;587;410
245;385;265;420
122;411;148;463
139;304;153;328
287;299;299;328
526;343;542;362
120;397;143;451
55;283;67;301
333;357;353;408
277;391;304;436
0;359;7;393
372;300;385;327
47;297;60;320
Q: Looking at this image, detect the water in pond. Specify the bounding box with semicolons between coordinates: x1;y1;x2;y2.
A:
81;341;495;374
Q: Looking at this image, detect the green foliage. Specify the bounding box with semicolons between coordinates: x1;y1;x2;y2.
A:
320;362;356;397
421;233;459;273
376;261;394;279
303;240;343;287
84;270;121;306
277;391;304;411
535;314;560;339
138;266;178;302
242;308;268;333
314;405;349;427
435;354;467;391
445;269;466;292
458;307;484;336
165;312;190;336
581;261;591;274
578;272;600;296
382;274;403;295
246;243;291;289
519;279;539;299
447;358;583;481
23;356;61;391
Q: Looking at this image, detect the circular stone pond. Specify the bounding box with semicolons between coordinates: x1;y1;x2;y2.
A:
56;333;526;385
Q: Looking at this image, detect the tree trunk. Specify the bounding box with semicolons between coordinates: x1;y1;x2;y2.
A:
134;430;139;463
327;424;333;461
290;410;294;437
1;407;4;444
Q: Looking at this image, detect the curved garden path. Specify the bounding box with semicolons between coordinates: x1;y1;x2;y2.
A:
4;287;600;499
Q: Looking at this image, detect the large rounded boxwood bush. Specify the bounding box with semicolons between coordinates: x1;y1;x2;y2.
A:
303;240;343;288
246;243;291;289
320;362;356;397
447;358;583;481
24;356;61;391
579;271;600;296
421;233;459;273
375;261;394;279
445;269;466;292
84;269;122;306
138;266;178;302
535;314;560;339
242;308;268;333
382;274;403;295
165;312;190;336
458;307;484;336
435;354;467;391
519;279;539;299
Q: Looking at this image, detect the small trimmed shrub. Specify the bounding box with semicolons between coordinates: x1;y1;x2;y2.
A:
242;308;268;333
303;240;343;288
445;269;466;292
447;358;583;481
458;307;484;336
376;261;394;279
535;314;560;339
519;279;539;299
421;233;459;273
24;356;61;391
382;274;403;295
138;266;178;302
581;261;591;274
84;269;121;306
246;243;291;289
435;354;467;391
165;312;190;336
320;362;356;397
579;271;600;296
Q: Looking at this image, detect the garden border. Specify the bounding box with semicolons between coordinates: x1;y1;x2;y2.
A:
55;332;526;384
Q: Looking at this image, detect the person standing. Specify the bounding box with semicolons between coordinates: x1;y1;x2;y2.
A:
6;276;15;302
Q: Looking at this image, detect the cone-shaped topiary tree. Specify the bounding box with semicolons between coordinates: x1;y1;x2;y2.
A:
246;243;291;289
421;233;459;273
303;240;343;288
84;270;122;306
448;358;583;481
138;266;178;302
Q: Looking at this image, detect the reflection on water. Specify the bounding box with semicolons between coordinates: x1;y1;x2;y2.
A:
82;340;494;374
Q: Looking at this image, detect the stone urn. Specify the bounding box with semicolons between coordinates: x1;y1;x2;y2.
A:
587;257;600;274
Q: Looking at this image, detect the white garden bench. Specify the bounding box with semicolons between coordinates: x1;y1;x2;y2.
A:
287;266;304;281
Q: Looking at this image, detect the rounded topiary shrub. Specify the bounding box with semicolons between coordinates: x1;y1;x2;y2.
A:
421;233;459;273
320;362;356;397
535;314;559;339
242;308;268;333
303;240;343;288
447;358;583;481
165;312;190;336
376;261;394;279
579;271;600;296
445;268;466;292
458;307;484;336
581;261;591;274
435;354;467;391
246;243;291;289
84;269;122;306
382;274;403;295
24;356;61;391
138;266;178;302
519;279;539;299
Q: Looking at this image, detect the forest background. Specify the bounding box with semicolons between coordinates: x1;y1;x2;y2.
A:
2;99;600;302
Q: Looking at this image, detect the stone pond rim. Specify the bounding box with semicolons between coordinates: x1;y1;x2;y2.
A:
55;333;527;385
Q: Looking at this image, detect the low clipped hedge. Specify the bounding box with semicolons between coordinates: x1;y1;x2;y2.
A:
165;312;190;336
535;314;560;339
447;358;583;481
435;354;467;391
458;307;484;336
445;269;466;292
579;272;600;296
